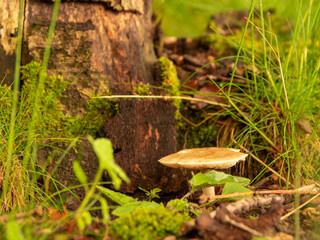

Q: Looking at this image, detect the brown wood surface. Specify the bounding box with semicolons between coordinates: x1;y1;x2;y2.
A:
20;0;186;194
0;0;19;85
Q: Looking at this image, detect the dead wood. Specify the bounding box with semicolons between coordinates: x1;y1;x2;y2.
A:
183;195;288;240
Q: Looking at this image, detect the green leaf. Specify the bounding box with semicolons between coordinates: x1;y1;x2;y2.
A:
6;218;24;240
98;196;110;223
88;136;113;169
88;136;130;190
73;160;87;185
97;186;137;205
190;169;250;191
82;211;92;226
76;211;92;232
222;182;253;201
112;201;163;216
76;217;85;232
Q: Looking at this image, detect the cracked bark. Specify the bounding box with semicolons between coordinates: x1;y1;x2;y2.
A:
18;0;186;196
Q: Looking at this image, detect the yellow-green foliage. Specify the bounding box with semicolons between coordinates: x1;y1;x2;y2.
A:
158;56;181;113
20;61;66;132
74;94;118;135
110;207;191;240
1;61;118;141
133;83;151;96
0;61;67;142
203;13;293;57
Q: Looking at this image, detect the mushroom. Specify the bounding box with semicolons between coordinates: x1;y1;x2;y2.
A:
158;147;248;198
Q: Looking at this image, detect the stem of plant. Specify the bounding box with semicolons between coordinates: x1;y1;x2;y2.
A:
75;168;104;217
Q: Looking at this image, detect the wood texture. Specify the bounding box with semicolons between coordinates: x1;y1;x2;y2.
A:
23;0;186;194
0;0;19;85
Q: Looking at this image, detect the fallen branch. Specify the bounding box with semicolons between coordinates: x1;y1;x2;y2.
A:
183;195;285;240
205;185;318;201
97;95;230;108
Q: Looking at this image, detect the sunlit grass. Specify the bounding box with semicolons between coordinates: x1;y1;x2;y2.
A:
181;1;320;238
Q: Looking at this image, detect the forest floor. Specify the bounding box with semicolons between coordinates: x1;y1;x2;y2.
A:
1;8;320;240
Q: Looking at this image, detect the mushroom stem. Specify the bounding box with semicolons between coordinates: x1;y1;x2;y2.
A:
200;169;216;198
202;186;216;197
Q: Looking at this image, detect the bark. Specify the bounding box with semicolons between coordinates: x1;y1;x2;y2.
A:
0;0;19;85
21;0;186;194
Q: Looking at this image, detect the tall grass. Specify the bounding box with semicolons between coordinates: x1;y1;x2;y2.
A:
204;0;320;238
1;0;62;213
155;0;320;237
2;0;25;213
191;0;320;184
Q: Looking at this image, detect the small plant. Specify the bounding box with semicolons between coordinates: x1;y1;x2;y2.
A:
167;199;202;216
73;136;129;230
138;187;161;201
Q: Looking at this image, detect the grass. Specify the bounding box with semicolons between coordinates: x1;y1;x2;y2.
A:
1;0;64;213
172;0;320;183
175;1;320;238
1;0;320;239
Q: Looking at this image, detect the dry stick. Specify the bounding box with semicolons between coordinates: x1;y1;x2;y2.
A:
98;95;230;108
224;214;264;237
207;188;318;200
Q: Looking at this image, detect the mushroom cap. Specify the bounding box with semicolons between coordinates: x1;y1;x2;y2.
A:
158;148;248;170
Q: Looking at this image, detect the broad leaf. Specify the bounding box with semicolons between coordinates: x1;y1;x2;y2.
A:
222;182;253;201
97;186;137;206
190;169;250;191
6;219;24;240
76;211;92;232
73;160;87;185
88;136;130;189
98;196;110;223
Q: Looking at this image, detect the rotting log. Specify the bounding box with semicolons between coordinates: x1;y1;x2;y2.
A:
21;0;186;195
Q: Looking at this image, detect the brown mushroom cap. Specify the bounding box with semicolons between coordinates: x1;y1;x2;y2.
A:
158;147;248;170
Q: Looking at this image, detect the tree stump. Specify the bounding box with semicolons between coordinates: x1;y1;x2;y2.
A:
20;0;186;195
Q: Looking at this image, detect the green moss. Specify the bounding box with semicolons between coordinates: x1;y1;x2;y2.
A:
2;61;119;141
133;83;151;96
20;61;66;133
69;92;118;136
110;207;190;240
158;57;181;118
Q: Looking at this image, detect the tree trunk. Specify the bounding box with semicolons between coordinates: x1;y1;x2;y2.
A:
19;0;186;196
